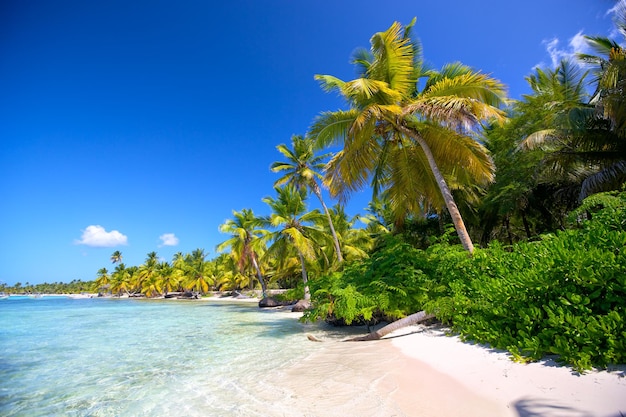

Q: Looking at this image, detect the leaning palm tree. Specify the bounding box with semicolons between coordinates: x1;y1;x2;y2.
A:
262;186;328;305
271;135;344;263
217;209;270;297
310;18;506;253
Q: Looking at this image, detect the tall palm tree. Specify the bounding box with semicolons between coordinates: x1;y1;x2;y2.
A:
183;249;214;295
110;263;131;296
327;204;373;262
217;209;270;297
110;250;123;264
271;135;344;263
574;4;626;197
94;267;110;294
136;252;159;295
309;19;506;253
521;58;626;201
156;261;180;296
262;186;328;303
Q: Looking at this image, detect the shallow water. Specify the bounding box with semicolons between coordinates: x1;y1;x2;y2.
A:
0;296;333;416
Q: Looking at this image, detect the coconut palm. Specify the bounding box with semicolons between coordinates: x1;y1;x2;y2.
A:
271;135;344;263
574;5;626;196
110;250;123;264
110;263;131;296
94;267;110;293
310;19;506;253
156;261;180;296
262;186;328;304
521;58;626;201
136;252;159;295
217;210;269;297
328;204;373;261
183;249;214;295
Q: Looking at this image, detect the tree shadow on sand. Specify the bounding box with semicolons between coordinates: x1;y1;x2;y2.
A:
513;397;624;417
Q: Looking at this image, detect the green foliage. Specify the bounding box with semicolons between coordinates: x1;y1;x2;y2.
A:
306;191;626;371
429;191;626;372
304;235;437;324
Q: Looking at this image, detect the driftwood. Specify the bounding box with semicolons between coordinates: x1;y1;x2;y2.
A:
346;310;436;341
306;334;323;342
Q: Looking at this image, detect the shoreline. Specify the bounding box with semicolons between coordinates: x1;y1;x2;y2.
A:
6;294;625;415
390;326;626;417
266;322;626;417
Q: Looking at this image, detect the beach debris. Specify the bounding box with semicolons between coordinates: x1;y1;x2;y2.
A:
291;299;311;312
307;334;323;342
258;296;281;308
346;310;436;341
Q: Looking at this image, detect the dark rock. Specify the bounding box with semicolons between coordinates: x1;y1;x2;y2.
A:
164;292;182;299
291;299;311;312
258;297;280;308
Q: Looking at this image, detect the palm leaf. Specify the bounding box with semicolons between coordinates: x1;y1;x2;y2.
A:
309;110;358;149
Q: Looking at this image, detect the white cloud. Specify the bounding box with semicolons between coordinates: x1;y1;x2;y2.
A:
158;233;179;247
75;225;128;247
539;31;593;69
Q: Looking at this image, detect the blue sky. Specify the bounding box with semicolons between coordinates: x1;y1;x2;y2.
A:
0;0;620;285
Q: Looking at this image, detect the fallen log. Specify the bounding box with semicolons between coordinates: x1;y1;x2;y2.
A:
346;310;436;341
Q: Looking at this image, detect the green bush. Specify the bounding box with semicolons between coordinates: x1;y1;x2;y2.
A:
430;191;626;371
304;235;437;325
306;191;626;371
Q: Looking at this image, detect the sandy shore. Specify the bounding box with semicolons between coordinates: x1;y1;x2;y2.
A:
258;324;626;417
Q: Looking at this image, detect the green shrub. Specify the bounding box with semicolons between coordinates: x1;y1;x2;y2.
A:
306;191;626;371
430;191;626;371
304;235;436;325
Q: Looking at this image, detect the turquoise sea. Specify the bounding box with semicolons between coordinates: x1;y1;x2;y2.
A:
0;296;333;416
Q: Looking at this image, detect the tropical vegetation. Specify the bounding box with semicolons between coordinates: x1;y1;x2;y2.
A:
12;11;626;371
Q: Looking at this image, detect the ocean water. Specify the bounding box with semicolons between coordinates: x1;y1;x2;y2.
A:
0;296;331;416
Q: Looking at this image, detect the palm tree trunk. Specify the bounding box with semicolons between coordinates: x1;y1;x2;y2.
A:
250;253;268;297
346;310;435;341
297;250;311;302
311;182;344;263
400;126;475;254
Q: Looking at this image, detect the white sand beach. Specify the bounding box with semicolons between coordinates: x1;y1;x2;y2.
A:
259;324;626;417
197;296;625;416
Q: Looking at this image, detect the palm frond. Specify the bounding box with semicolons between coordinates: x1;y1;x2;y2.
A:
314;74;346;93
423;70;507;109
579;160;626;200
368;20;416;96
520;129;559;150
308;110;358;149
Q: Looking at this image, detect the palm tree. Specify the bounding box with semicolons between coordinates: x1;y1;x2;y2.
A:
110;263;131;296
327;204;373;262
262;186;328;304
171;252;186;292
136;252;159;295
110;250;123;264
183;249;214;295
521;58;626;201
94;267;110;294
574;5;626;197
309;19;506;253
156;261;180;296
217;209;269;297
271;135;344;263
